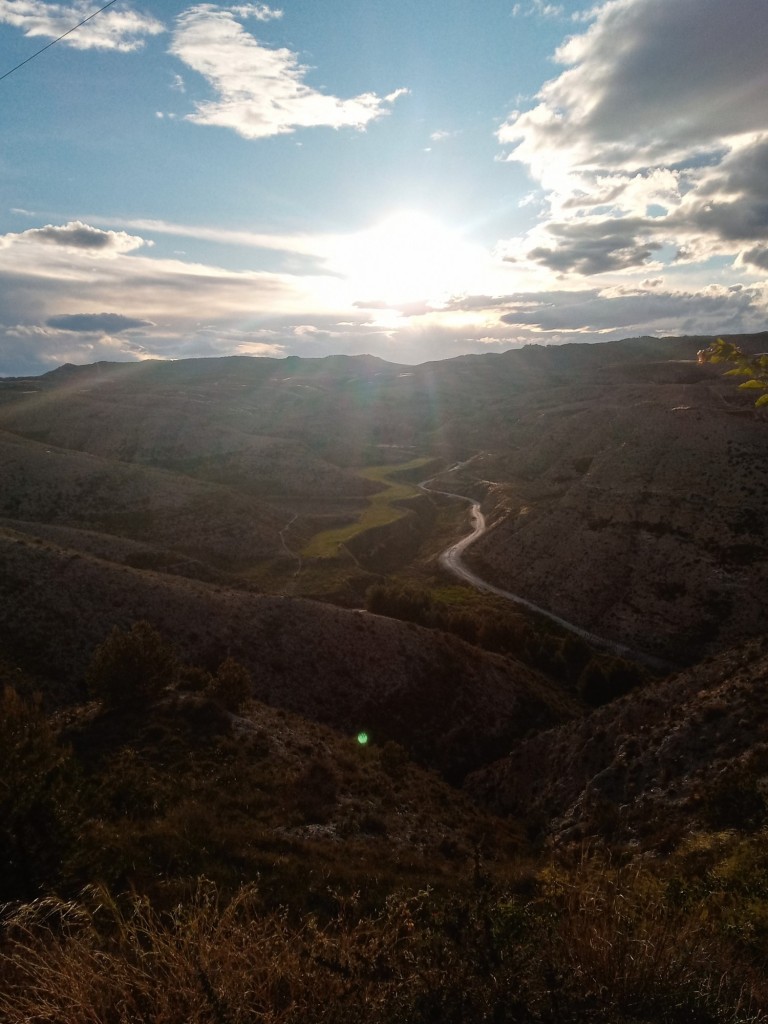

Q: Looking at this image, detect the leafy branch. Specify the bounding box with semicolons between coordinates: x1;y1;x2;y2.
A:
697;337;768;407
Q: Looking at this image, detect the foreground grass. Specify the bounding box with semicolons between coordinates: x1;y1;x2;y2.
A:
302;457;432;558
2;848;766;1024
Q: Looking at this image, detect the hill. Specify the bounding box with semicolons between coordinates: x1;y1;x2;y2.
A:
466;635;768;849
2;332;767;661
1;335;768;1022
0;525;575;781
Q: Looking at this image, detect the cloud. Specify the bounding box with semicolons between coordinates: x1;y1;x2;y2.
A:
46;312;154;333
429;129;459;143
500;0;768;170
511;1;567;18
2;213;766;379
227;4;282;19
525;218;664;275
497;0;768;279
0;0;164;51
2;221;147;254
169;4;407;139
740;247;768;272
88;215;332;261
499;286;761;333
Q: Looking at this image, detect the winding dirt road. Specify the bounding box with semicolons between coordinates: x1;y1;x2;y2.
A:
421;467;672;672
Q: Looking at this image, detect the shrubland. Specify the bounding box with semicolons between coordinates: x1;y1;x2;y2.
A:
0;624;766;1022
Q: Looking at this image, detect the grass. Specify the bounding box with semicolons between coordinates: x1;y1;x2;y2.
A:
2;849;766;1024
302;457;432;559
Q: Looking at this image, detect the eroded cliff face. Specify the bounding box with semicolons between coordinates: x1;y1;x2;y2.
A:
461;368;768;665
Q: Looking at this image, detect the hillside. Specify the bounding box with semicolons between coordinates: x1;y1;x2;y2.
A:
0;525;576;781
2;333;767;662
466;635;768;849
1;335;768;1022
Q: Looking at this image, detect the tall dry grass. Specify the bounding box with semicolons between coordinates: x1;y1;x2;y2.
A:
1;865;766;1024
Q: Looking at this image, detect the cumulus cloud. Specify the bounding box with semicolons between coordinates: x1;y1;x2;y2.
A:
2;221;147;254
0;0;164;51
497;0;768;279
169;4;407;139
46;312;154;333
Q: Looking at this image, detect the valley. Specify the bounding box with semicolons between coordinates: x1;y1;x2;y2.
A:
1;333;768;1022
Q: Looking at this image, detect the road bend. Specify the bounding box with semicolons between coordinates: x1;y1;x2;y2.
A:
421;469;673;673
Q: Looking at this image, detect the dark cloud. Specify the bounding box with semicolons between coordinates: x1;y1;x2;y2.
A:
525;218;663;275
46;313;155;334
698;138;768;201
22;221;145;253
503;0;768;162
680;200;768;243
501;288;756;333
740;247;768;271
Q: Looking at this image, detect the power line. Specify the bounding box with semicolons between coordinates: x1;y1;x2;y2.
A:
0;0;120;84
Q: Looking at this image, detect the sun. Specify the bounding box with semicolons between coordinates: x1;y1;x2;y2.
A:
329;210;483;307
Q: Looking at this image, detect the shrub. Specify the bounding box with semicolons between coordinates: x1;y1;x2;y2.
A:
0;686;79;899
207;657;252;712
86;621;179;706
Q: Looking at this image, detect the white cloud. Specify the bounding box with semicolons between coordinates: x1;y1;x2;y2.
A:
429;129;459;143
497;0;768;280
0;0;164;51
511;1;568;18
227;4;282;20
501;0;768;171
169;4;407;139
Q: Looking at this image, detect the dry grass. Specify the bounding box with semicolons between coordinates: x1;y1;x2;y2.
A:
2;869;766;1024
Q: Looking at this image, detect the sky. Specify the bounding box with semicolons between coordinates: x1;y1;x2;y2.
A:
1;0;767;375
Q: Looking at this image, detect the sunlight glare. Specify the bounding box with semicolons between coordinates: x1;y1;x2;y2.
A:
331;211;483;307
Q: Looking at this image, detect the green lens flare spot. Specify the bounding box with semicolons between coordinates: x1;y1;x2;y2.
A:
357;732;369;745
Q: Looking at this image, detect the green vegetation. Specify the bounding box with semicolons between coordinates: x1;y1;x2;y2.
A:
366;581;650;705
698;337;768;406
302;457;432;558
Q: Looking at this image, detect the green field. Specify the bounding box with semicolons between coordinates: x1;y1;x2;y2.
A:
302;457;432;558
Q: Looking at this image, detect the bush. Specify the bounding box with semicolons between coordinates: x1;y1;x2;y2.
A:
86;622;179;706
207;657;252;712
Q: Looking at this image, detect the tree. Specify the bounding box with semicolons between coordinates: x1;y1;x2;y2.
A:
697;337;768;407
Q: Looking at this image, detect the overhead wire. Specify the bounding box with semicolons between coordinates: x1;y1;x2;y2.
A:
0;0;120;83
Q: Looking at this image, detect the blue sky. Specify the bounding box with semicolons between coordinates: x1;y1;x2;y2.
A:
1;0;767;375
